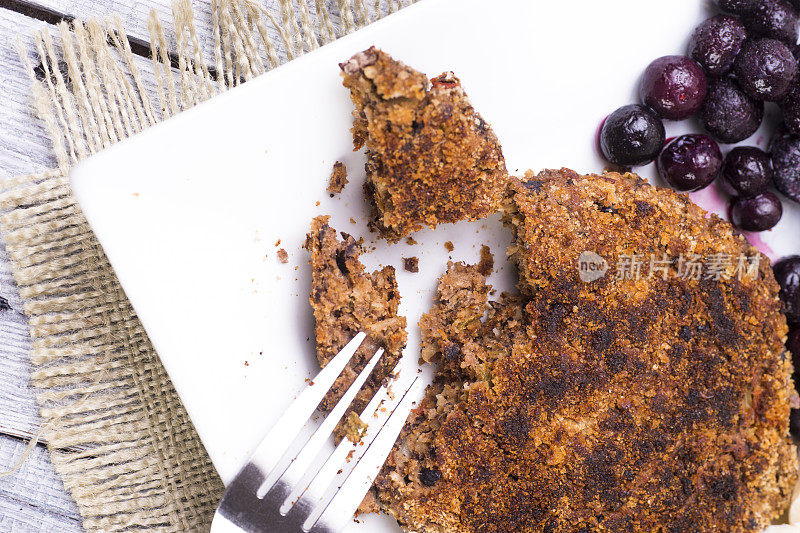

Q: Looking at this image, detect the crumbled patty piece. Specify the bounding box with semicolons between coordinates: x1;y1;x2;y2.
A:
328;161;349;195
305;216;407;413
477;244;494;276
402;257;419;273
339;47;508;241
341;411;368;444
277;248;288;264
371;169;798;532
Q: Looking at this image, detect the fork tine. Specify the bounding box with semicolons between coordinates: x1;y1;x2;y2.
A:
249;332;367;477
281;361;402;516
308;377;423;533
259;346;385;498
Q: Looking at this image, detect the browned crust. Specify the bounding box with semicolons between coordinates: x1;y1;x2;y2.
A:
371;169;798;532
340;47;508;241
327;161;349;195
305;215;407;413
402;256;419;273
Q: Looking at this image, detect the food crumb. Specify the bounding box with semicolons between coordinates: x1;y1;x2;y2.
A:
244;361;249;366
477;245;494;276
341;411;368;444
327;161;349;194
277;248;289;263
274;239;281;246
315;201;320;206
350;217;357;224
403;257;419;273
444;241;454;252
406;237;418;245
132;192;140;197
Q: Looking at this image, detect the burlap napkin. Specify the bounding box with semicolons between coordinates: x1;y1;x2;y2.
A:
0;1;408;530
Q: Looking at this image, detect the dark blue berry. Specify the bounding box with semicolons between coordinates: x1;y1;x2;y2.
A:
734;38;798;102
721;147;773;196
774;256;800;324
657;134;723;191
700;78;764;143
780;83;800;134
419;467;442;486
787;326;800;357
729;192;783;231
688;15;747;76
599;105;665;167
770;127;800;203
639;56;707;120
713;0;758;14
741;0;799;44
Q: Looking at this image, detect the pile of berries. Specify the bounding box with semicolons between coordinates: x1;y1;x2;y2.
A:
599;0;800;233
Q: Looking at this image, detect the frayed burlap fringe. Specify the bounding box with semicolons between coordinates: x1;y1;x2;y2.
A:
2;0;413;530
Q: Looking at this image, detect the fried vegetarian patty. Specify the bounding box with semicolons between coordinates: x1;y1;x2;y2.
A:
305;216;407;414
371;169;798;532
339;47;508;241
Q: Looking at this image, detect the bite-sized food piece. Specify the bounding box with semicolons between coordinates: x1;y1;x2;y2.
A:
402;256;419;273
721;146;774;196
714;0;758;14
372;168;798;532
599;104;665;166
327;161;349;195
688;15;748;76
780;84;800;135
701;77;764;143
477;244;494;276
339;47;507;241
734;38;798;101
639;55;707;120
741;0;799;44
305;216;407;413
341;411;368;443
657;134;722;191
771;127;800;202
774;255;800;324
730;191;783;231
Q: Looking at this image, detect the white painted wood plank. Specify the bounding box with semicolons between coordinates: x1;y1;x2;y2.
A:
29;0;217;59
0;308;42;443
0;434;82;531
30;0;362;67
0;10;57;177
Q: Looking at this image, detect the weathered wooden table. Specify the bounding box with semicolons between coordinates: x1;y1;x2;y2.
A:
0;1;298;529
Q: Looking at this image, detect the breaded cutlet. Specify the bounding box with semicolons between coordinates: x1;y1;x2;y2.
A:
369;169;798;532
339;47;508;241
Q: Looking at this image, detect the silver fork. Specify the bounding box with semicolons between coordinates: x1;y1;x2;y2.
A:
211;332;421;533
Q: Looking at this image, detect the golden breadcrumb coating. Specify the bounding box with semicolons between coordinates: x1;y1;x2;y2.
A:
339;47;508;241
305;216;407;414
370;169;798;532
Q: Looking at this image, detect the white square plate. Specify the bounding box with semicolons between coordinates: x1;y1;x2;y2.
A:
70;0;799;530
